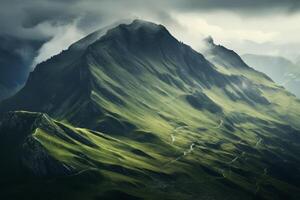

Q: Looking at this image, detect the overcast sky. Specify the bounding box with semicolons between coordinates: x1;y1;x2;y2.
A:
1;0;300;66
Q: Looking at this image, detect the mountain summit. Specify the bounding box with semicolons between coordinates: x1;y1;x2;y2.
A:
0;20;300;200
0;20;228;129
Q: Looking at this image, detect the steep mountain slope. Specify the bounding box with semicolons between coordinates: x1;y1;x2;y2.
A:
0;111;177;200
203;37;300;127
242;54;300;97
1;20;300;200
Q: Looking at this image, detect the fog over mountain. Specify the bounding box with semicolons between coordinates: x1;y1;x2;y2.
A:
242;54;300;97
1;0;300;69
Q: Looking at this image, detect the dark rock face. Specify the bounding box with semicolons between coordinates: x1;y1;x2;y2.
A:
22;136;73;177
0;112;75;178
185;92;223;113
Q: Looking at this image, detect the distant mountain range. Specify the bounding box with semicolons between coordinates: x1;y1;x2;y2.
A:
0;20;300;200
242;54;300;97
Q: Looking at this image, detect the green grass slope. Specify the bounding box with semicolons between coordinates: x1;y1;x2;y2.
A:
0;20;300;200
0;111;255;200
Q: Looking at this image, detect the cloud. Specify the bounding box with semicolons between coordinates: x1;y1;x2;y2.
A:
172;0;300;14
0;0;177;66
1;0;299;40
1;0;300;68
31;21;85;68
171;13;279;43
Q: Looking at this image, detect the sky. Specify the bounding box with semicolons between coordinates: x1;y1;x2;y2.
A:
1;0;300;67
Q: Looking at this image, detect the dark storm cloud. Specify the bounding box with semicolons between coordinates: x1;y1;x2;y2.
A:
1;0;299;40
0;0;77;39
0;0;175;68
172;0;300;13
0;0;178;48
21;6;76;28
0;0;299;68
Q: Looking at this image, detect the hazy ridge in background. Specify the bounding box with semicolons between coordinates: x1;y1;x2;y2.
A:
242;54;300;97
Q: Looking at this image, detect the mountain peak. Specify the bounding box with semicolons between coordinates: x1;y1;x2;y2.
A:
202;36;254;70
130;19;165;30
87;19;179;57
69;19;165;51
203;36;215;46
105;19;169;39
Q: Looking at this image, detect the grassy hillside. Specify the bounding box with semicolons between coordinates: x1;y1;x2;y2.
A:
2;109;299;200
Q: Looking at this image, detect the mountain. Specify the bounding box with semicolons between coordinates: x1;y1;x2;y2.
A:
242;54;300;97
0;111;75;178
0;111;162;199
1;20;300;200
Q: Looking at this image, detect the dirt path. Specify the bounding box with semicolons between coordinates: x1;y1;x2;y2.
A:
214;119;223;129
164;142;195;167
255;138;263;147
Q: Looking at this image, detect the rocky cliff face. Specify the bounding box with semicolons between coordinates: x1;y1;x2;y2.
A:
0;111;75;177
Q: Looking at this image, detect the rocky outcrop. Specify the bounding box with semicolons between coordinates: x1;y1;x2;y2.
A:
0;111;76;177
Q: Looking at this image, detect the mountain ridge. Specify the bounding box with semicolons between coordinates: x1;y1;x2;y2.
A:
0;20;235;128
242;53;300;97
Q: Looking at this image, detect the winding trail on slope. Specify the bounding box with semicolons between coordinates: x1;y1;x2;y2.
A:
170;134;176;144
214;119;224;129
255;138;263;147
228;156;239;164
169;125;189;144
66;168;98;177
164;118;229;169
163;142;195;167
155;93;185;145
